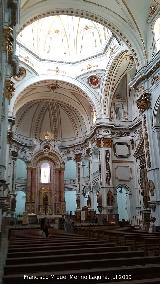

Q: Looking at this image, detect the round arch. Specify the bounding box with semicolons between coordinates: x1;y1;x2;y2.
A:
19;3;147;68
31;150;65;169
10;75;100;116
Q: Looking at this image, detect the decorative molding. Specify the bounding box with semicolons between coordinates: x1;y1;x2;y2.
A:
129;51;160;89
153;94;160;117
88;74;101;88
115;165;132;182
113;142;131;158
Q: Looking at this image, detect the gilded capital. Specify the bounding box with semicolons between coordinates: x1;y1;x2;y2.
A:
13;67;26;81
137;92;151;112
4;80;15;100
3;26;13;54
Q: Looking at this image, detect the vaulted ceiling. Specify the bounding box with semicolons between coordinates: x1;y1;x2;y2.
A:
19;0;160;67
11;0;160;146
14;80;93;143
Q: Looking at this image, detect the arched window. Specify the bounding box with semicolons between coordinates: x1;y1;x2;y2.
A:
40;162;50;183
154;18;160;52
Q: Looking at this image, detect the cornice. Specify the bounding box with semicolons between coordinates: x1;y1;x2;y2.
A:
129;51;160;89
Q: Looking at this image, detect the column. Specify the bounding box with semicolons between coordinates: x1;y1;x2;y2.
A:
26;166;32;213
31;167;36;214
96;137;113;218
59;168;65;214
55;168;60;214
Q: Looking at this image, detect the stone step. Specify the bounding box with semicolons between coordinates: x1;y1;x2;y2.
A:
7;242;117;253
3;264;160;284
8;239;115;248
4;255;159;275
6;250;144;265
7;245;129;258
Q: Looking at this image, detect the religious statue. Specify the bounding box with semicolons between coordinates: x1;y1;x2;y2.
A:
97;191;102;207
105;150;111;185
43;193;48;214
10;194;16;211
107;190;114;206
87;195;91;208
76;195;80;209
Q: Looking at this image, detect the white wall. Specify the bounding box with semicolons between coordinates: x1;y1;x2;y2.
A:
64;160;76;179
65;190;76;214
16;159;27;179
15;191;26;216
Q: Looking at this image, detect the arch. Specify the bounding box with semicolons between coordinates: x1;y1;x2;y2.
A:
102;50;134;117
31;150;64;169
19;3;147;68
10;75;100;116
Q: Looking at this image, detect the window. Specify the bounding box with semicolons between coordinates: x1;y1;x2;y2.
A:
154;18;160;52
40;162;50;183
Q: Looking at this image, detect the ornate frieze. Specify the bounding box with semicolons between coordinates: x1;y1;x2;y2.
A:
136;92;151;112
4;79;15;100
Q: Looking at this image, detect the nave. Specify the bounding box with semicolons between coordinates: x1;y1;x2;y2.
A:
2;225;160;284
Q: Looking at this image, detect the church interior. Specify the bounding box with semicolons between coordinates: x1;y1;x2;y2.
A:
0;0;160;283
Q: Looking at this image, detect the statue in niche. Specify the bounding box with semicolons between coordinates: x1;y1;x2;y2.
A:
97;191;102;207
87;195;91;208
76;195;80;209
107;190;114;206
148;180;155;196
105;150;111;185
114;103;124;120
10;194;16;211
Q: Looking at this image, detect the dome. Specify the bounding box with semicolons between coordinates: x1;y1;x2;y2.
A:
17;15;113;63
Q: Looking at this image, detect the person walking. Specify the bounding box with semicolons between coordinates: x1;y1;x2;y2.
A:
43;218;49;237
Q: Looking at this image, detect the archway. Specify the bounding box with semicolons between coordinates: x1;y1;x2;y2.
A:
25;150;65;216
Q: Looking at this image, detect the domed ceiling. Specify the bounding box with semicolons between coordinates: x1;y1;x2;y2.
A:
14;80;93;144
17;15;113;63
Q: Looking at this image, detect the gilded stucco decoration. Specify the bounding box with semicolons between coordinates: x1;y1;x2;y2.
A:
14;67;26;81
3;26;13;54
4;80;15;100
137;92;151;112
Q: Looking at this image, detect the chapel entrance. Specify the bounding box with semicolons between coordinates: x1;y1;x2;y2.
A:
25;150;65;216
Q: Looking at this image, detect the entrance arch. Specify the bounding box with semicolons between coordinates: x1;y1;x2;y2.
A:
25;150;65;216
